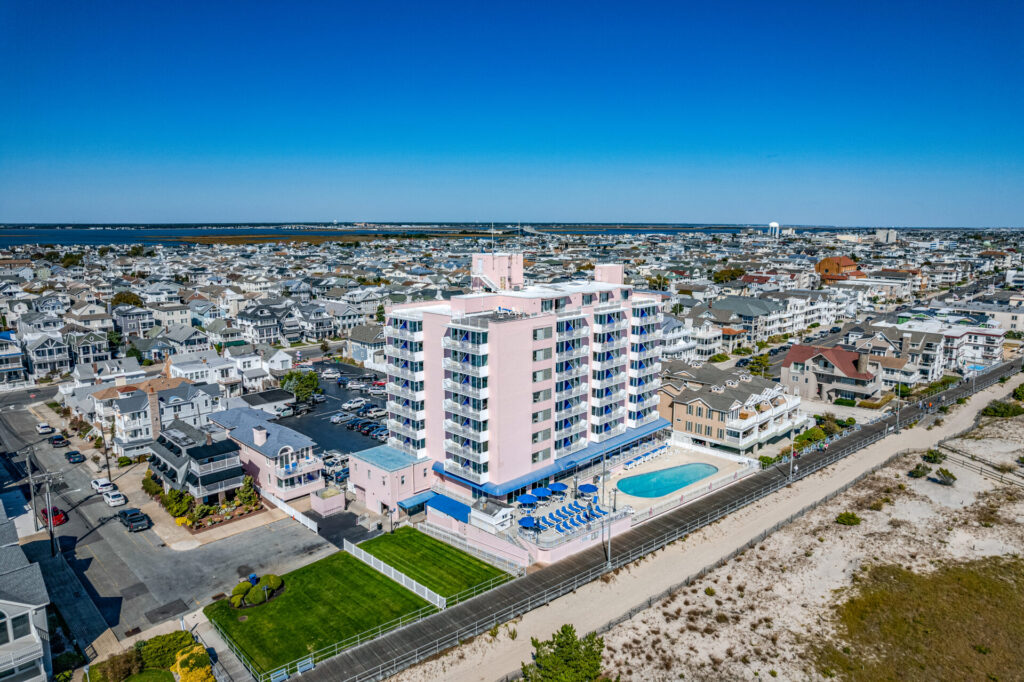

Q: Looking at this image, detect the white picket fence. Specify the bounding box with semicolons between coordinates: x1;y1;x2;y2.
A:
258;487;319;533
343;539;447;609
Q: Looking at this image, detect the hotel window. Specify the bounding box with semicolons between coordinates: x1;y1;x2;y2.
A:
532;408;551;423
583;294;593;305
541;299;554;312
532;389;551;403
600;292;610;303
532;368;551;383
533;327;552;341
532;448;551;463
532;428;550;444
533;347;552;362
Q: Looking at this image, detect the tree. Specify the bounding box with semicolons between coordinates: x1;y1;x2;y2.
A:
236;475;259;507
747;354;772;377
645;274;669;291
107;330;122;348
712;267;745;284
111;291;144;307
126;346;143;362
282;370;320;403
375;304;385;323
670;303;685;315
521;624;606;682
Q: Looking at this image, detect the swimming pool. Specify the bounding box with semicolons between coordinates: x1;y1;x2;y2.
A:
617;463;719;498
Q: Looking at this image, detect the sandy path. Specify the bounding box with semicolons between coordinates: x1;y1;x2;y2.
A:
391;372;1024;682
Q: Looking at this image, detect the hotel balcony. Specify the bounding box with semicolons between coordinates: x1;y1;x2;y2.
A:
388;437;428;458
554;382;588;399
444;399;489;422
555;421;588;440
590;423;628;442
387;382;425;401
443;358;489;378
387;401;424;420
625;412;659;429
444;439;489;464
443;459;489;484
593;318;628;334
591;388;627;406
591;355;626;372
592;336;627;353
555;437;588;457
555;346;588;362
590;406;626;425
629;346;661;361
556;326;589;341
556;364;587;380
387;327;422;342
591;371;626;389
628;361;662;377
389;365;425;382
444;419;489;442
386;347;424;362
554;400;587;417
444;378;489;400
387;419;426;441
442;337;490;355
628;394;660;411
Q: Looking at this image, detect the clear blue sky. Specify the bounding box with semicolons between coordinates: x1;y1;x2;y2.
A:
1;1;1022;226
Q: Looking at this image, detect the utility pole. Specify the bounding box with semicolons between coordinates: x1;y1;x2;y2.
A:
32;467;64;556
25;446;38;532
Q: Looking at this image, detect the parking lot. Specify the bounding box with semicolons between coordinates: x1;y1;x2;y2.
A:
1;402;337;638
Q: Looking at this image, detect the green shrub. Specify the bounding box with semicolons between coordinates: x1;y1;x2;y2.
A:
922;449;946;464
935;468;957;486
834;398;856;407
758;455;777;468
161;489;194;517
141;474;163;497
1014;385;1024;401
733;347;753;356
704;587;716;596
835;512;862;526
174;644;211;671
139;630;195;669
909;463;932;479
981;400;1024;418
708;353;729;363
246;585;268;605
117;456;132;467
845;417;856;425
231;581;251;597
259;574;283;591
795;426;826;444
230;594;245;608
98;648;143;682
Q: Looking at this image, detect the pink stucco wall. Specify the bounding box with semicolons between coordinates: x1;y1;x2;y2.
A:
423;511;531;566
350;456;433;514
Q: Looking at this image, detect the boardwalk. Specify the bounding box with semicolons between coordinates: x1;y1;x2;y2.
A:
289;360;1021;682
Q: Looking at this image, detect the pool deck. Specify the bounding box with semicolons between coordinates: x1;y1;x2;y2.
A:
608;446;748;516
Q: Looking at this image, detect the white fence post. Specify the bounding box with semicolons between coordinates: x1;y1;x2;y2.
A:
258;487;319;533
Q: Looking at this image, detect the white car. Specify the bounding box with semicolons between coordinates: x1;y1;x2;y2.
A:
321;368;340;380
367;386;386;397
342;398;367;411
346;382;366;391
36;423;54;435
91;478;115;493
365;407;387;419
103;491;127;507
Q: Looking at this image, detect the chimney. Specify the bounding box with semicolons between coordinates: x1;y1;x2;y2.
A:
253;426;268;446
856;352;868;374
901;332;911;354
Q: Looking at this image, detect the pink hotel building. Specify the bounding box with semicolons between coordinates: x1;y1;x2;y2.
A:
349;253;670;519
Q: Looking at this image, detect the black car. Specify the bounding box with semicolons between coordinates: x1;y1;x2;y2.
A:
117;508;151;532
49;434;69;447
65;450;85;464
830;326;842;334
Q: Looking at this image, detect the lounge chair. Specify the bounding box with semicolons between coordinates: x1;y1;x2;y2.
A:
554;523;565;534
595;504;608;515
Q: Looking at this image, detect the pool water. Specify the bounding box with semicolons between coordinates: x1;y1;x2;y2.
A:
617;463;719;498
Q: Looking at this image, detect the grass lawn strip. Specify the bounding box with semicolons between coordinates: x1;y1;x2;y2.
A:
204;552;432;673
813;556;1024;680
359;527;508;598
125;671;175;682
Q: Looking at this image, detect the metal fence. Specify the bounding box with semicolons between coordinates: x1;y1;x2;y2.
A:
633;462;758;524
342;539;447;609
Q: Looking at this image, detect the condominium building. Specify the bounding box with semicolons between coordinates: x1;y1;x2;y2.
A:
364;253;669;508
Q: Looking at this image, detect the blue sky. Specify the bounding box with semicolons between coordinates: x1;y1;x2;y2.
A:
1;1;1022;225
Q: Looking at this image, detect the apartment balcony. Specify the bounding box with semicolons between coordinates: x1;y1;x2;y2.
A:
591;355;626;371
388;419;426;441
554;382;588;400
387;327;422;342
0;639;44;671
590;406;626;425
727;400;801;431
591;372;626;390
442;337;490;355
388;382;425;401
625;412;659;429
556;364;587;380
628;394;660;411
444;439;489;464
195;456;241;475
590;423;627;442
443;357;489;378
555;346;588;362
443;378;488;400
629;346;661;361
443;459;489;484
593;318;628;334
444;399;489;422
388;437;428;458
386;347;424;363
554;400;587;418
592;337;627;353
190;475;245;499
628;361;662;377
388;401;424;420
389;365;425;382
444;419;489;442
275;458;322;479
557;326;589;341
591;388;627;406
554;437;588;456
554;420;587;438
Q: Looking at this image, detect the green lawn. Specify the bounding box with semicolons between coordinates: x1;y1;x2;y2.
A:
125;671;174;682
359;527;508;598
204;552;432;673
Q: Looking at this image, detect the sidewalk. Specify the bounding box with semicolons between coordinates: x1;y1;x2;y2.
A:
393;371;1024;682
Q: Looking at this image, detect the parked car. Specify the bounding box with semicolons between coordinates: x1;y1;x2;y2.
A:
365;407;387;419
292;402;314;416
830;326;842;334
311;393;326;403
347;382;366;391
736;358;750;367
40;506;67;526
65;450;85;464
117;508;151;532
49;434;69;447
273;406;294;419
36;423;54;435
371;380;386;387
342;398;368;411
330;413;348;424
321;368;340;380
368;386;386;397
103;490;127;507
91;478;115;493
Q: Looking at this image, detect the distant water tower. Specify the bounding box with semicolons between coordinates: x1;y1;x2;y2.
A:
768;221;781;238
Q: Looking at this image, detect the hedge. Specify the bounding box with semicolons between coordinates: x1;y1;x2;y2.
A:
231;581;251;597
833;398;857;407
245;585;268;605
139;630;195;669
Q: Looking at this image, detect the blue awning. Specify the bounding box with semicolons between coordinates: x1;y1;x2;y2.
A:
425;494;471;523
433;418;670;496
518;516;536;528
516;494;538;505
397;490;436;510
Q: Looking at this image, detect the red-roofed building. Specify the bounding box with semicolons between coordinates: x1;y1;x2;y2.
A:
815;256;865;284
780;344;884;402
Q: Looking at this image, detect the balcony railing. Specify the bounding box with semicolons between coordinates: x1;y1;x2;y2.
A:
591;371;626;389
388;401;424;420
629;346;661;361
388;382;425;401
628;361;662;377
444;419;489;442
591;355;626;371
556;326;589;340
593;318;628;334
592;337;627;352
0;639;43;670
590;423;627;441
443;459;488;483
388;419;426;440
190;475;245;498
554;382;588;399
590;406;626;424
386;327;421;342
444;399;489;422
444;439;489;464
554;400;587;417
555;346;588;362
555;364;587;380
194;457;241;475
591;388;627;406
389;365;425;382
275;458;322;478
626;412;659;429
443;378;488;400
443;358;489;378
386;347;424;362
442;337;489;355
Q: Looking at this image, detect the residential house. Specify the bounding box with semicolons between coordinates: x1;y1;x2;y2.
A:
0;506;51;682
0;331;28;389
113;305;156;337
148;420;246;504
21;333;71;380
